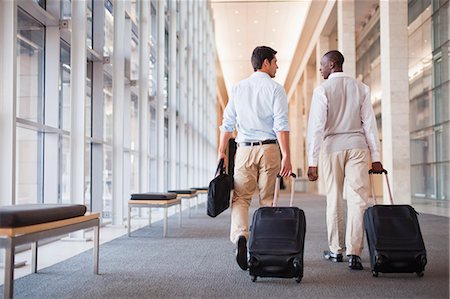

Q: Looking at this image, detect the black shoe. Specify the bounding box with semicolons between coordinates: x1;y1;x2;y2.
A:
348;255;363;270
323;250;343;262
236;236;248;270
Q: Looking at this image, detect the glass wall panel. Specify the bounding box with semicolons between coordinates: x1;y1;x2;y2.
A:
16;9;45;123
60;42;71;130
103;146;113;219
16;128;42;204
60;135;71;203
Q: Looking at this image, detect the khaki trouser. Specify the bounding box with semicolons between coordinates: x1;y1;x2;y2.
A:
230;143;281;244
321;148;371;256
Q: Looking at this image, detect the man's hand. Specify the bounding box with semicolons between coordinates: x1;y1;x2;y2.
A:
279;156;292;177
307;167;318;181
371;162;384;174
217;151;227;167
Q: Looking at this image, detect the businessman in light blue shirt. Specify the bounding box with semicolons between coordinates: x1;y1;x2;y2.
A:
218;46;292;270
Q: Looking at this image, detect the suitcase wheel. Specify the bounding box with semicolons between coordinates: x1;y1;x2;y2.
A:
251;275;257;282
416;271;424;277
372;271;379;277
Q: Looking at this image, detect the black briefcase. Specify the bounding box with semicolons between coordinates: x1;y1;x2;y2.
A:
207;159;232;217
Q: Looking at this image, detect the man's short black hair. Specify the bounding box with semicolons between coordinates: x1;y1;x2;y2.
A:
323;50;345;68
251;46;277;71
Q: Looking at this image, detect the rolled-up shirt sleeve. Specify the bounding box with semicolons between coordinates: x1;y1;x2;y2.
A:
361;85;381;162
307;86;327;167
272;85;289;132
220;92;237;133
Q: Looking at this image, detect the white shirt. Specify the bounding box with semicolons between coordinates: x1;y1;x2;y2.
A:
220;71;289;143
307;72;381;166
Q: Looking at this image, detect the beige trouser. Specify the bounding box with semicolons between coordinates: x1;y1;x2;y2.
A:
230;143;281;244
322;148;371;256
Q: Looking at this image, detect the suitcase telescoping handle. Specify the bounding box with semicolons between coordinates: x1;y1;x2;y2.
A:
273;173;297;207
368;169;393;205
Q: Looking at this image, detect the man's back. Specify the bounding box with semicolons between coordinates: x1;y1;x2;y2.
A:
317;73;370;153
223;71;288;143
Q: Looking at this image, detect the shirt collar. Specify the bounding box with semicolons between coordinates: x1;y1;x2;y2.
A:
328;72;349;79
252;71;271;79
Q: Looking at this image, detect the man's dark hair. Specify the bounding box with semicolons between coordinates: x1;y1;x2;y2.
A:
251;46;277;71
324;50;345;68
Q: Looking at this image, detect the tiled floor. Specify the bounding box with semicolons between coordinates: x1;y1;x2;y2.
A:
0;194;448;286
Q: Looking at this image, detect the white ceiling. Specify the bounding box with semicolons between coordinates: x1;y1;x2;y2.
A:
211;0;311;94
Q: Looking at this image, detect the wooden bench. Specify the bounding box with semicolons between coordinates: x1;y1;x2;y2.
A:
190;187;208;213
168;190;198;218
128;192;181;238
0;204;100;299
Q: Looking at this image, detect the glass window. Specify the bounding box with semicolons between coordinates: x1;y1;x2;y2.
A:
16;128;43;204
103;146;113;219
104;7;114;57
86;61;93;137
16;9;45;123
103;74;113;144
87;0;93;49
60;42;71;130
60;135;71;203
61;0;71;18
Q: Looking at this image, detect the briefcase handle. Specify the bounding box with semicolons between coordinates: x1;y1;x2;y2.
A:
214;159;226;177
273;173;297;207
368;169;393;205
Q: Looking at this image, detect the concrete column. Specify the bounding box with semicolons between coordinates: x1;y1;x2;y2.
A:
179;0;188;188
0;0;17;206
70;0;87;206
139;0;150;192
91;0;105;214
316;35;330;84
157;0;166;192
337;0;356;78
112;0;125;224
380;0;411;204
169;0;177;190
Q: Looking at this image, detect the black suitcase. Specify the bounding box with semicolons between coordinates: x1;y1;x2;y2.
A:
364;170;427;277
248;174;306;283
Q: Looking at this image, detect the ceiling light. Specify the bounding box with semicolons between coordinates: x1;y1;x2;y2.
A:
253;20;258;24
235;10;239;14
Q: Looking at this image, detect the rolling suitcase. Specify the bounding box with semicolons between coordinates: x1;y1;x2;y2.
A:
248;173;306;283
364;169;427;277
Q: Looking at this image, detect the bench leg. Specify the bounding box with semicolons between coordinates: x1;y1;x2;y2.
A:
148;207;152;227
178;203;182;227
163;207;168;238
31;241;38;273
128;206;131;237
4;238;14;299
93;222;100;274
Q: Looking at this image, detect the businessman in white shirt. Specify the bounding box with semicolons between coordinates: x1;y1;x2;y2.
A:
218;46;292;270
306;50;384;270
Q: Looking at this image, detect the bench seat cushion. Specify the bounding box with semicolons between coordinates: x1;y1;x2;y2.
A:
130;192;177;200
168;189;195;194
0;204;87;228
191;187;208;191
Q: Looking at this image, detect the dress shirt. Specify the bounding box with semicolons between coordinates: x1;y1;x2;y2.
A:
220;71;289;143
307;72;381;166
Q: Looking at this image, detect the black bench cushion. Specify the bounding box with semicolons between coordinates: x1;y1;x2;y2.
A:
130;192;177;200
168;189;195;194
191;187;208;191
0;204;87;228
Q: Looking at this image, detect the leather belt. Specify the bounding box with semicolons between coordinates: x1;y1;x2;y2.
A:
239;139;277;147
